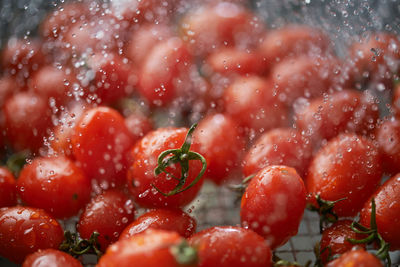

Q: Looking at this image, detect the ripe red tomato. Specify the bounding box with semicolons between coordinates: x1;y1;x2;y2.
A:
326;249;383;267
0;167;16;208
0;206;64;264
193;113;245;184
189;226;272;267
97;229;196;267
124;112;153;141
392;82;400;115
240;165;306;249
127;127;204;208
22;249;83;267
360;173;400;250
375;118;400;175
120;209;196;239
72;106;135;187
78;190;135;251
17;156;91;219
0;76;19;108
243;128;313;178
306;133;382;217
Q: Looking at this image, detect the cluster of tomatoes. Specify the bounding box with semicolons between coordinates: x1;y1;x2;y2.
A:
0;0;400;266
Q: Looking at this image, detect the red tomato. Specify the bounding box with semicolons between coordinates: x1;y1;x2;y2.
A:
326;249;383;267
392;82;400;115
295;89;379;144
240;165;306;249
97;229;196;267
0;76;19;108
124;113;153;141
120;209;196;239
243;128;313;178
3;92;52;152
193;113;245;184
223;76;288;137
0;206;64;264
189;226;271;267
72;107;135;187
360;173;400;250
0;167;16;208
306;133;382;217
127;127;204;208
78;190;135;251
319;220;366;264
17;156;91;219
22;249;83;267
138;37;192;107
375;118;400;175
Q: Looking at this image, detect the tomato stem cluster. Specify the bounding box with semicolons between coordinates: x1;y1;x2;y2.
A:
59;231;102;258
152;123;207;196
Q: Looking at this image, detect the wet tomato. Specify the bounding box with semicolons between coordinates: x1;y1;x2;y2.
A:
375;118;400;175
22;249;83;267
0;206;64;264
0;167;16;208
326;249;383;267
240;165;306;249
124;112;153;142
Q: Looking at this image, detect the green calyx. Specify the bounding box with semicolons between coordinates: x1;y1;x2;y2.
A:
60;231;102;258
152;123;207;197
170;240;198;266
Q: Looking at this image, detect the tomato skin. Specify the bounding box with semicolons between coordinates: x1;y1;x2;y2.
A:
124;113;153;141
97;229;192;267
306;134;382;217
22;249;83;267
326;249;383;267
72;107;135;187
240;165;306;249
0;76;19;108
17;156;91;219
375;118;400;175
127;127;204;208
0;206;64;264
189;226;271;267
320;220;365;264
120;209;196;239
243;128;313;178
360;173;400;250
392;83;400;115
78;190;135;251
0;167;16;208
193;113;245;184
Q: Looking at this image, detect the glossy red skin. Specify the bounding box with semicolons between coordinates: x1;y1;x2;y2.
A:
0;76;19;108
3;92;52;152
180;2;265;56
320;220;365;264
193;113;245;184
392;83;400;115
360;173;400;250
326;249;383;267
224;76;288;136
295;89;379;144
306;134;382;217
17;156;91;219
97;229;192;267
124;113;153;142
138;37;192;107
259;25;331;65
120;209;196;239
0;206;64;264
127;127;204;208
375;118;400;175
189;226;271;267
243;128;313;178
72;107;135;187
78;190;135;251
22;249;83;267
0;167;16;208
240;165;306;249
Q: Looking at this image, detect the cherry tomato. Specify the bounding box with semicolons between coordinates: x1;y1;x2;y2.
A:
0;76;19;108
22;249;83;267
306;133;382;217
72;106;135;187
360;173;400;250
0;206;64;264
0;167;16;208
124;112;153;141
127;127;204;208
326;249;383;267
17;156;91;219
240;165;306;249
375;118;400;175
193;113;245;184
243;128;313;178
392;82;400;115
189;226;271;267
97;229;196;267
319;220;366;264
78;190;135;251
120;209;196;239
